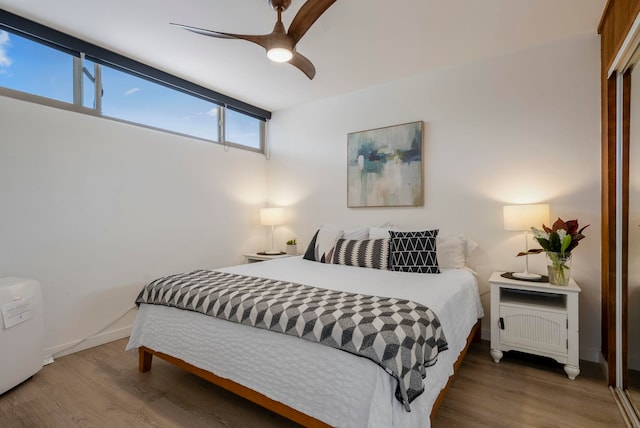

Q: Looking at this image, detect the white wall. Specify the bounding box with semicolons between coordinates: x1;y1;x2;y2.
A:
0;97;267;357
0;33;602;363
267;35;602;361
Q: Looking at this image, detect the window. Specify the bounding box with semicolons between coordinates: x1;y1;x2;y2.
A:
0;10;271;152
101;65;221;142
0;30;74;104
225;108;263;150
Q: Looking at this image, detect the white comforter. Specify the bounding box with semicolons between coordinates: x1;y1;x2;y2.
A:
126;256;483;428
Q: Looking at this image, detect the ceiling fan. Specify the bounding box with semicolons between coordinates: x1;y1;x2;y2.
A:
171;0;337;80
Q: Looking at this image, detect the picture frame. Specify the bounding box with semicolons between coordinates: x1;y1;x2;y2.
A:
347;121;424;208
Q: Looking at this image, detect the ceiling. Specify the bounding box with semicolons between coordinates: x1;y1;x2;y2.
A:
0;0;606;113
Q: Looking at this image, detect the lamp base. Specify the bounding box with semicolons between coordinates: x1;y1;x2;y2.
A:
259;250;286;255
501;272;549;282
512;272;542;280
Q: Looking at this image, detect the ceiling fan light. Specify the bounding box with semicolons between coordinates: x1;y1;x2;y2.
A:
267;47;293;63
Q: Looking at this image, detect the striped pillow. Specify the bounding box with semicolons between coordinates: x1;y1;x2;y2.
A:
331;238;390;270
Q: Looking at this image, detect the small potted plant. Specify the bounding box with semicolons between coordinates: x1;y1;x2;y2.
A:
519;218;589;285
286;239;297;255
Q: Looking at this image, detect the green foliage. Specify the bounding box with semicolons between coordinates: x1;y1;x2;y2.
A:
518;217;590;258
533;218;589;256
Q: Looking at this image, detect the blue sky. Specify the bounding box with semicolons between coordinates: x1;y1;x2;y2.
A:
0;29;260;148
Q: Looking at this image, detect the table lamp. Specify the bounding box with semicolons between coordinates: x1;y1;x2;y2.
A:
503;204;550;280
260;207;285;255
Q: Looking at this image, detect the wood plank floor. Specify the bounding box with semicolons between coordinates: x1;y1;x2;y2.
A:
433;341;625;428
0;338;625;427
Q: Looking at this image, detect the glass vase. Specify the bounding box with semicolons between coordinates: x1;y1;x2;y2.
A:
547;252;571;286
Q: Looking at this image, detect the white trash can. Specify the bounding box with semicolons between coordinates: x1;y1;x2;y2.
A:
0;277;44;395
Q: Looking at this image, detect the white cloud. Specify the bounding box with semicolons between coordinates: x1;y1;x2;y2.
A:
206;108;218;117
0;30;13;68
124;87;141;96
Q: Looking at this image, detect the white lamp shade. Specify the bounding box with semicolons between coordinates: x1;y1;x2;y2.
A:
260;207;284;226
503;204;550;231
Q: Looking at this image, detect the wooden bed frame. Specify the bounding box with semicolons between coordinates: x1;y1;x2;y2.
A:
138;319;481;426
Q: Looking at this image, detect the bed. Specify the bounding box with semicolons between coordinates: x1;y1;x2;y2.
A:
126;248;483;427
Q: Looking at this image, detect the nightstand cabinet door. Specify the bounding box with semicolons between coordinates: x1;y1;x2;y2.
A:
499;305;568;355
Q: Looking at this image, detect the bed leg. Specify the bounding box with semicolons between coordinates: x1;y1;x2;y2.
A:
139;347;153;372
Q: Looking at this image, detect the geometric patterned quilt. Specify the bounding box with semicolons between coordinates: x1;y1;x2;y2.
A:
135;270;448;411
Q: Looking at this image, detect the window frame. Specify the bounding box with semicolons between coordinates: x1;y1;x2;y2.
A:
0;9;269;153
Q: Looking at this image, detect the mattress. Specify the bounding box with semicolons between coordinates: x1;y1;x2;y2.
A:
126;256;483;427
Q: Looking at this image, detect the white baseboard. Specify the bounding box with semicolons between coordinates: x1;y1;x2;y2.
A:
481;326;491;342
44;325;133;359
480;326;600;363
579;346;601;364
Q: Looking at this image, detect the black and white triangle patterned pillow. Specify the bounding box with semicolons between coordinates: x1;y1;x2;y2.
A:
389;230;440;274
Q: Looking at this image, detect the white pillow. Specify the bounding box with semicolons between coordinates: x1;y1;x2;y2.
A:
437;233;478;268
315;224;344;262
342;226;369;240
437;234;466;268
369;226;392;239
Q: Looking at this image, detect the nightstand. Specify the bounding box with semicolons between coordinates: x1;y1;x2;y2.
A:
489;271;581;380
243;253;296;263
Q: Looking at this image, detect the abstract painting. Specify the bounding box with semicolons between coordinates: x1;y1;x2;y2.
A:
347;121;423;207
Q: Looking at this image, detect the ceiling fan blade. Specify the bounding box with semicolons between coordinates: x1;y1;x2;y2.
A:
289;51;316;80
287;0;337;44
171;23;271;50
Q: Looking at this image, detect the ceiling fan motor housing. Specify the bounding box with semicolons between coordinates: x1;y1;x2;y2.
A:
269;0;292;12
